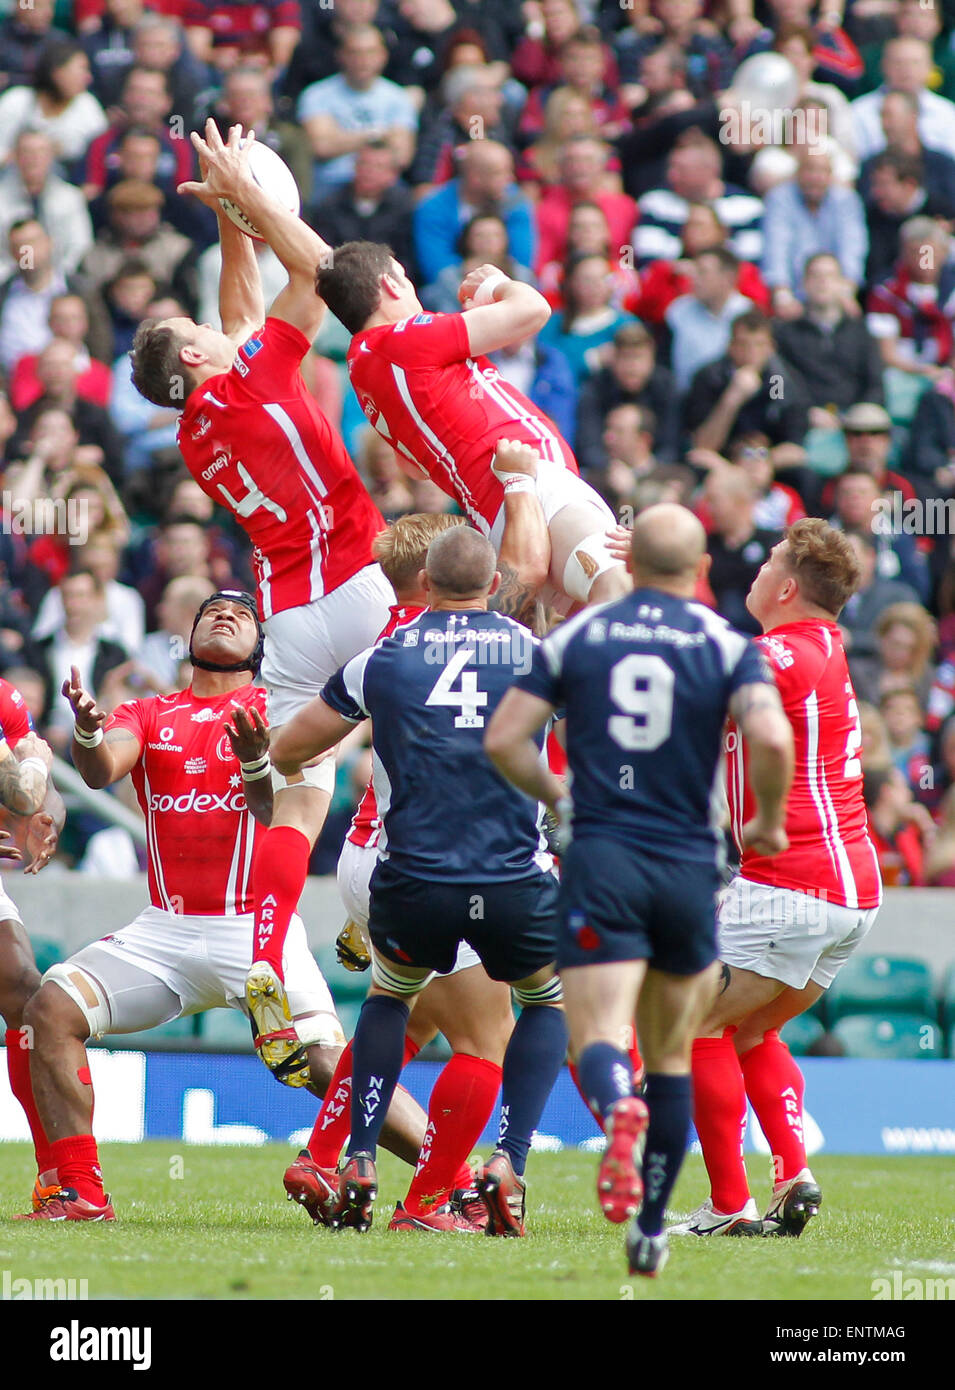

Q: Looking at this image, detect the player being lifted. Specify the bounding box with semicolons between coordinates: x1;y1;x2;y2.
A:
0;679;64;1210
313;241;629;614
129;122;395;1084
674;520;881;1239
18;594;424;1221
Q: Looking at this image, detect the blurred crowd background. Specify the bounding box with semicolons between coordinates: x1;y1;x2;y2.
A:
3;0;955;884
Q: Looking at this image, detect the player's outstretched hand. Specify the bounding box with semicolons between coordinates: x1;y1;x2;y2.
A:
14;731;53;770
458;262;507;309
23;812;57;874
741;817;789;858
492;438;539;478
178;120;253;206
604;523;632;566
62;665;108;735
225;704;269;764
0;829;22;864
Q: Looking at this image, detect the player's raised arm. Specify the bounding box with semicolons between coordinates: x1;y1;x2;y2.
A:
458;264;552;358
179;121;330;341
729;680;795;857
487;440;551;633
61;666;143;790
0;731;53;818
225;704;273;829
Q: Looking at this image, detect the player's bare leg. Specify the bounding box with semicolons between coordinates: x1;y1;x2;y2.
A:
682;963;788;1234
391;966;513;1231
563;960;650;1224
730;980;826;1236
0;919;55;1204
547;502;629;609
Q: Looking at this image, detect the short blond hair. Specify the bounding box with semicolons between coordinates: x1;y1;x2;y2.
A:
784;517;861;617
372;512;465;593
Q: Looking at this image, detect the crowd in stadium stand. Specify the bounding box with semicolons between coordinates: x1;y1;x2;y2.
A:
3;0;955;885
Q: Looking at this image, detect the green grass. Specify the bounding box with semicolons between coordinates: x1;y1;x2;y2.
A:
1;1144;952;1301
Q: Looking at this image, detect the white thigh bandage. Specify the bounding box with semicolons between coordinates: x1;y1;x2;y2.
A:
371;955;435;995
562;530;620;603
42;963;113;1040
270;754;336;796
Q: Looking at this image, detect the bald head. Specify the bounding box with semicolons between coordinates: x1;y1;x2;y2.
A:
426;526;497;597
630;504;706;583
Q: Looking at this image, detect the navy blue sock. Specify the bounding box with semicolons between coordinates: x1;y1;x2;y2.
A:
638;1072;693;1237
576;1041;634;1121
498;1005;568;1176
347;994;409;1160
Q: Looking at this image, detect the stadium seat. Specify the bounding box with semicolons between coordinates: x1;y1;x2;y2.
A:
95;1016;200;1051
780;1013;825;1056
198;1008;255;1052
831;1012;943;1060
826;956;935;1023
940;964;955;1034
28;935;63;976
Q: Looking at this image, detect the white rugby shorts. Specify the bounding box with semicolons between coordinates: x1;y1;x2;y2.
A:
718;876;879;990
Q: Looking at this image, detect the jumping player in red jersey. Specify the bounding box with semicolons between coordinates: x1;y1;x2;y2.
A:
18;594;424;1221
129;123;394;1083
0;678;64;1210
672;520;882;1240
313;241;631;613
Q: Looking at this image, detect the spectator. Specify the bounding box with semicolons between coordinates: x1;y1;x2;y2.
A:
538;200;640;313
880;684;931;783
858;0;955;102
631;133;764;266
866;215;955;385
685;309;811;483
11;295;112;411
517;25;630;144
538;251;638;383
851;36;955;161
87;124;214;247
862;764;930;885
87;8;208;125
597;402;659;513
279;0;386;101
575;322;679;476
839;531;922;666
208;64;313;206
421;212;534;315
84;65;195;200
488;332;578;448
831;402;914;500
181;0;302;71
852;599;938;706
387;0;509;103
760;143;868;315
924;784;955;885
297;24;418;200
83;0;154;107
831;468;929;599
0;131;94;282
308;140;416;276
518;85;605;193
103;259;158;357
0;0;68;92
902;346;955;497
413;140;534;283
860;89;955;216
703;464;782;634
108;290;182;475
136;515;219;627
858;699;893;772
511;0;612;93
692;433;806;531
859;147;955;294
410;64;516;191
77;179;191;296
614;0;732;101
629;200;770;325
534;134;637;275
26;565;128;752
33;527;143;657
774;253;885;422
9;343;124;484
665;246;751;394
0;37;107;165
0;222;79;375
138;573;218;691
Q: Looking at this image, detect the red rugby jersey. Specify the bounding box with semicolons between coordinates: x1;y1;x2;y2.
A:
178;317;384;620
726;620;882;909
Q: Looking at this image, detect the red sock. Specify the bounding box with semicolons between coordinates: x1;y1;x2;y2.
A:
691;1034;751;1214
404;1053;502;1217
308;1034;420;1167
740;1030;807;1184
251;826;312;977
6;1029;54;1175
49;1134;104;1205
570;1061;606;1133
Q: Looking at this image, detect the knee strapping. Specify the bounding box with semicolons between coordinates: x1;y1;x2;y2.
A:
42;964;110;1040
371;955;434;996
561;531;620;603
513;976;563;1007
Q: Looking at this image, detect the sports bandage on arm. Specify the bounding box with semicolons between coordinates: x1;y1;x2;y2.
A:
473;271;511;306
72;725;104;748
239;752;272;782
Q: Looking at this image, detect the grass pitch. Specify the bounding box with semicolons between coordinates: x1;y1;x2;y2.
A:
0;1143;951;1303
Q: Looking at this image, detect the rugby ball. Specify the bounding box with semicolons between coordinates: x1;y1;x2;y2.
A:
219;138;301;240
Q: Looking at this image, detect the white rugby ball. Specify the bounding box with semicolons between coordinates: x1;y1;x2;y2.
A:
219;138;301;240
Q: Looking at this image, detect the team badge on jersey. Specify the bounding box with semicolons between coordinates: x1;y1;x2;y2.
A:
403;629;419;646
411;314;433;326
240;336;264;359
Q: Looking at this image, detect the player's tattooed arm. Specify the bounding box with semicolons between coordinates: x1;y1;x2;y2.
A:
0;732;52;817
488;440;550;633
61;665;143;789
488;562;546;632
22;776;66;874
